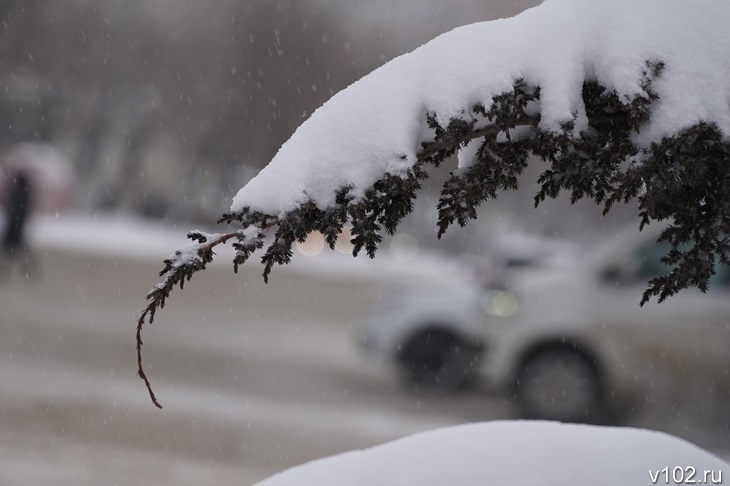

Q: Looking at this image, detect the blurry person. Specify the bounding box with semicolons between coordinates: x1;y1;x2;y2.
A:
0;142;75;279
0;168;37;278
3;170;32;251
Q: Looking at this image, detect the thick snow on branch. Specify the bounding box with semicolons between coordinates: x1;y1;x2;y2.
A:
233;0;730;216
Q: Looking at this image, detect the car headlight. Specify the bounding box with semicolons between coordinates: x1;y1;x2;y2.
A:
482;290;519;317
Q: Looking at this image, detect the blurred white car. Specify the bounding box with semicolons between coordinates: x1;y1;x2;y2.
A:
355;223;730;422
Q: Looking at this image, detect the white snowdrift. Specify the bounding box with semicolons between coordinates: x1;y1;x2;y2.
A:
232;0;730;216
255;421;729;486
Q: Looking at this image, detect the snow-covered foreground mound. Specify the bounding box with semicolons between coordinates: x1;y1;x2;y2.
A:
255;421;728;486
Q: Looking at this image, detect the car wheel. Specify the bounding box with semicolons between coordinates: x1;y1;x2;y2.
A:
514;346;604;423
400;330;475;394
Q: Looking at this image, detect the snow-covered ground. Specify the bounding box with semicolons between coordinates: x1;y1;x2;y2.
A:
1;225;499;486
21;212;730;478
0;211;722;486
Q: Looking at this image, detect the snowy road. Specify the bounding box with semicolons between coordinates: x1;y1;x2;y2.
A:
0;247;507;485
0;241;727;485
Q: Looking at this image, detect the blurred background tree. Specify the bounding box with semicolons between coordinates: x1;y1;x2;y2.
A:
1;0;633;251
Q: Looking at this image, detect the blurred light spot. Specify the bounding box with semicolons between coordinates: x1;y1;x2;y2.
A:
335;225;354;255
296;232;325;256
391;233;419;261
485;291;519;317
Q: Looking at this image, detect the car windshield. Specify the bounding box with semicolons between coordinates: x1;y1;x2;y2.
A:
635;238;730;285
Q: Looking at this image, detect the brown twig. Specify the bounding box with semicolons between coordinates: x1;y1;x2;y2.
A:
136;308;162;408
136;231;239;410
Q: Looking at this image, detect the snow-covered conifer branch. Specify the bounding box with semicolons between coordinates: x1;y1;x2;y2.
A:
138;70;730;408
137;0;730;407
